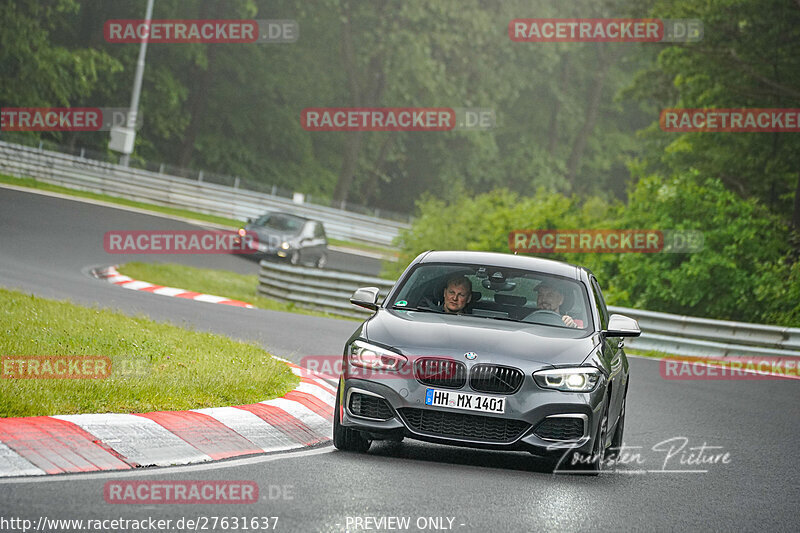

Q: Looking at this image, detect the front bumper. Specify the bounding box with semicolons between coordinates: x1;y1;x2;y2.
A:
233;236;292;259
339;367;606;457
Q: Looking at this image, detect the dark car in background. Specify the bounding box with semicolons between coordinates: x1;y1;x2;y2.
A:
334;250;641;473
237;211;328;268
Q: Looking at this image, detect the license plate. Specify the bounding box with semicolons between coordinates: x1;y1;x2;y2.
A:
425;388;505;414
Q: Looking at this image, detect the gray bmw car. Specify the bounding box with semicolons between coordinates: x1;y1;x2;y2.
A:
236;211;328;267
333;250;641;473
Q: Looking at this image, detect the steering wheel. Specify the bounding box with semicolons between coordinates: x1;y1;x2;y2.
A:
526;309;564;325
420;295;441;310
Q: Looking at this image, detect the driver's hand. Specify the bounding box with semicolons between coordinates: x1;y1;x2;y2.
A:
562;315;577;328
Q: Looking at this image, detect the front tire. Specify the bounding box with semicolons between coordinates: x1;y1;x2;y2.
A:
333;382;371;453
583;403;609;476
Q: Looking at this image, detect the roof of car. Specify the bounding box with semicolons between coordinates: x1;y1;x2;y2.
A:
417;250;582;280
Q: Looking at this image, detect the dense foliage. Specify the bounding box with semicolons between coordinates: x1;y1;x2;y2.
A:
392;175;799;326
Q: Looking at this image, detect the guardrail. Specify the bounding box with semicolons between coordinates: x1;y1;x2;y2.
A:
606;306;800;358
258;260;394;319
258;260;800;358
0;141;407;246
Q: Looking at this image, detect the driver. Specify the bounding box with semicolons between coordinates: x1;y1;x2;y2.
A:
441;275;472;314
534;281;578;328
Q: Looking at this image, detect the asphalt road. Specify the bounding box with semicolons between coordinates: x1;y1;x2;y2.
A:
1;188;798;532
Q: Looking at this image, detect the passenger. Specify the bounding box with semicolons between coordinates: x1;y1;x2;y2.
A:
534;281;578;328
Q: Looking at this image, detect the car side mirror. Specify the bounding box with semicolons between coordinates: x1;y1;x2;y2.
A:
350;287;380;311
602;314;641;338
247;217;254;224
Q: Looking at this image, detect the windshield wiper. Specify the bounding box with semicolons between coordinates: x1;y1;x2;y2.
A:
390;305;442;313
467;314;523;323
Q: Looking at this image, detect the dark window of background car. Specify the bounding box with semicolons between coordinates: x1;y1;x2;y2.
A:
267;214;304;233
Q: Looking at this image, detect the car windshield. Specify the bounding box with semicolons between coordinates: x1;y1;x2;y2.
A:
254;214;305;233
389;263;593;330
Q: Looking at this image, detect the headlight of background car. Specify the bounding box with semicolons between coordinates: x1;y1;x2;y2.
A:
533;367;602;392
348;340;407;371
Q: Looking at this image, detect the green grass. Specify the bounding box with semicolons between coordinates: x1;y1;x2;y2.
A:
627;349;676;359
0;173;401;256
0;288;299;417
117;261;353;320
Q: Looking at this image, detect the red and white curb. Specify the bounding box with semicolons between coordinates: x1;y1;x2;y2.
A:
93;265;254;308
0;361;336;477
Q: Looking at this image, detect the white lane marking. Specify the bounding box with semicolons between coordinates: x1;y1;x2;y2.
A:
105;275;133;283
94;266;254;308
52;414;211;467
263;398;331;437
296;382;336;406
311;376;338;391
0;445;334;484
117;280;155;291
193;294;229;304
192;407;300;453
151;286;187;297
0;442;45;477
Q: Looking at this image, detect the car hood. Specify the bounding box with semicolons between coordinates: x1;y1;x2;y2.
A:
364;309;600;368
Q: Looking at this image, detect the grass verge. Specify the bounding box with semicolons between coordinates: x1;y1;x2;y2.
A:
0;287;299;417
0;173;401;257
116;261;354;320
626;349;673;359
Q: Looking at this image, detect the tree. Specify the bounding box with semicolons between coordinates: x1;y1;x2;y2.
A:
627;0;800;239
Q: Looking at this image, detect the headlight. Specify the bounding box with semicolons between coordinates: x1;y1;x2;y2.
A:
533;367;602;392
281;241;291;250
238;228;246;237
348;340;407;371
